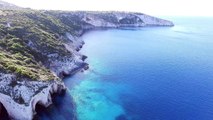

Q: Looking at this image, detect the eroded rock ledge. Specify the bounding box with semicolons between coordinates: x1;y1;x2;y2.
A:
0;10;174;120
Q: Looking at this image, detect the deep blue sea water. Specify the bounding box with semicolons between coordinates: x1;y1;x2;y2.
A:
37;17;213;120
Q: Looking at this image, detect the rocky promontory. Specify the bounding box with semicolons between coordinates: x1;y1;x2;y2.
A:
0;2;174;119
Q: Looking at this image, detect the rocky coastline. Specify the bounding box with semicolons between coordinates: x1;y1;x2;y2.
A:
0;8;174;120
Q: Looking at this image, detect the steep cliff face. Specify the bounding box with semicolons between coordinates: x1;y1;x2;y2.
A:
46;11;174;29
0;9;174;120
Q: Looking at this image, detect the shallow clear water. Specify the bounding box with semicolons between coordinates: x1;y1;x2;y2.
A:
38;17;213;120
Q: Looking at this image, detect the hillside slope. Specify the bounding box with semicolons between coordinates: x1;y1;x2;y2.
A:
0;0;21;10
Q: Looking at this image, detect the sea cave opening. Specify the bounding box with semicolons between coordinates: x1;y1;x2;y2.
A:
34;92;70;120
34;93;58;120
33;103;47;120
0;103;10;120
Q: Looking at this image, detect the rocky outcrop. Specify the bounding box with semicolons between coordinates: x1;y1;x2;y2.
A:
0;72;66;120
0;8;174;120
135;13;174;26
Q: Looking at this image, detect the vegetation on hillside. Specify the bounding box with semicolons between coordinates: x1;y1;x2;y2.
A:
0;9;146;81
0;9;77;81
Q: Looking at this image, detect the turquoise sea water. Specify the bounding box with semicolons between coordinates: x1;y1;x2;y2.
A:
37;17;213;120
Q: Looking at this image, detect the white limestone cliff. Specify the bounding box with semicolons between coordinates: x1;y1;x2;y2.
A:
0;73;65;120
